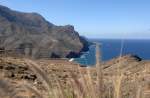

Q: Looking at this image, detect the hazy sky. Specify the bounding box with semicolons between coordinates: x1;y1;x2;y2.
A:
1;0;150;39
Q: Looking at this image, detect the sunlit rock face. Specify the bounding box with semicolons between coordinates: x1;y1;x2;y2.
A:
0;5;89;58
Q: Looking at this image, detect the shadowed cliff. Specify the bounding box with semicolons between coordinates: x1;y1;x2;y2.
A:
0;5;89;58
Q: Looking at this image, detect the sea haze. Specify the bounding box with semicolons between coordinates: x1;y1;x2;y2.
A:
74;39;150;66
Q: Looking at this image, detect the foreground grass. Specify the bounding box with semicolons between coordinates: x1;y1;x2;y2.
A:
0;55;149;98
23;58;149;98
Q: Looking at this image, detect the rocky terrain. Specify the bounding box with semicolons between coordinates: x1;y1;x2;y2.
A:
102;55;150;98
0;4;149;98
0;55;149;98
0;56;83;98
0;5;89;58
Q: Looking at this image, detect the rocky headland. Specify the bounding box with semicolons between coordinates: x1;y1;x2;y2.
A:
0;5;89;58
0;5;149;98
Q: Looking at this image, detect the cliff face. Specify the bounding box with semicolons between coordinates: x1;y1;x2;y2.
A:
0;5;89;58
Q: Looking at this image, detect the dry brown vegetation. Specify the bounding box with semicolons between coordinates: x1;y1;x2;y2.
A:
0;54;149;98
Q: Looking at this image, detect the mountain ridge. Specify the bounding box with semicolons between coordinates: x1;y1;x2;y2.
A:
0;5;89;58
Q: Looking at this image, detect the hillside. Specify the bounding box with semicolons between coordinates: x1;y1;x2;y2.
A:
0;5;89;58
0;55;149;98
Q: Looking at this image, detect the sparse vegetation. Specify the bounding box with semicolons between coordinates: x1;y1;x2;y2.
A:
0;46;149;98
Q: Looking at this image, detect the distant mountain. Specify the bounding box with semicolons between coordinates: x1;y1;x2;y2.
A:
0;5;89;58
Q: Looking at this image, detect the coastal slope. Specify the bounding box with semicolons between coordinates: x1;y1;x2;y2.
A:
0;55;149;98
0;5;89;58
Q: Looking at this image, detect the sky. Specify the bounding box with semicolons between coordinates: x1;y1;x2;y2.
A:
1;0;150;39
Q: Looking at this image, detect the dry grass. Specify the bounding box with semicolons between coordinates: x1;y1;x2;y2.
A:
22;58;99;98
0;56;149;98
0;41;149;98
18;42;104;98
113;40;124;98
23;83;43;98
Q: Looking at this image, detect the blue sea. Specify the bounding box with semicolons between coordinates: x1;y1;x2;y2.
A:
74;39;150;66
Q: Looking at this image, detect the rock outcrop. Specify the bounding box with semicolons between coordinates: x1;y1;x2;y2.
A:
0;5;89;58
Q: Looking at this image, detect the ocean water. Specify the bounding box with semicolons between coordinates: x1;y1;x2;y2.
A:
74;39;150;66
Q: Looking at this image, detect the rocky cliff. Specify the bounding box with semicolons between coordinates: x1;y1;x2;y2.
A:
0;5;89;58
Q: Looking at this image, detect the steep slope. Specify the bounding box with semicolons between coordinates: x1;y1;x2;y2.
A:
0;5;89;58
